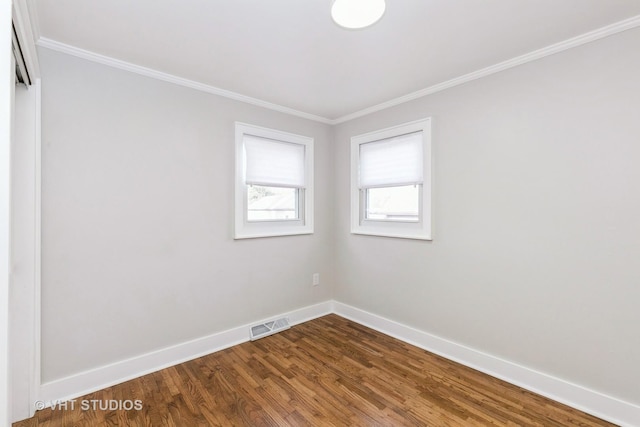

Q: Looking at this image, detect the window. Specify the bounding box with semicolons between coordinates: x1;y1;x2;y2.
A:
235;122;313;239
351;118;431;240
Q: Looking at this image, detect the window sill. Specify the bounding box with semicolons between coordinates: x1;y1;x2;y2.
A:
350;225;431;241
234;227;314;240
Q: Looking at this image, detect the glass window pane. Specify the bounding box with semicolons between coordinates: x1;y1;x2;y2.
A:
366;185;419;222
248;185;299;221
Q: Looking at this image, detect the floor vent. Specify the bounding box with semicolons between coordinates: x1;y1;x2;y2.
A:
250;317;290;341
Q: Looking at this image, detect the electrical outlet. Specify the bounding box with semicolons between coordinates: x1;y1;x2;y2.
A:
312;273;320;286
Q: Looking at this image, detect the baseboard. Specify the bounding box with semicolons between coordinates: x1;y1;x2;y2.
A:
332;301;640;427
37;299;639;426
38;300;333;406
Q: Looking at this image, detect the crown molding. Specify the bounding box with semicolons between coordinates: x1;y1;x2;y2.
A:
36;14;640;126
35;37;334;125
332;14;640;124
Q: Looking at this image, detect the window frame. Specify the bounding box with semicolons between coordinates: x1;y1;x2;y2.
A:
235;122;314;239
350;118;432;240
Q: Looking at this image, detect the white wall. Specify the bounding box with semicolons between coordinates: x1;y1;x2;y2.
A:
10;79;39;422
1;0;14;424
35;21;640;419
333;27;640;406
39;48;334;383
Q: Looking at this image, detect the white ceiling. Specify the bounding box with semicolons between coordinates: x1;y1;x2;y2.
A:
33;0;640;121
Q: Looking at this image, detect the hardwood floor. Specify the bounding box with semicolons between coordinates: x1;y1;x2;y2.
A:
15;314;615;426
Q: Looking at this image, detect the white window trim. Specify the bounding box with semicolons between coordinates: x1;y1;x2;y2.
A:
235;122;314;239
350;118;432;240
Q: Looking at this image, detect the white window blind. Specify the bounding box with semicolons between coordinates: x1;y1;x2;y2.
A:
359;131;423;188
244;135;305;187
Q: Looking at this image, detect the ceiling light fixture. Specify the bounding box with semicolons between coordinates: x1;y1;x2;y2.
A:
331;0;386;30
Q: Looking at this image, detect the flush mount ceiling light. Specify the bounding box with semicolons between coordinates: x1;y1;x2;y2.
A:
331;0;386;30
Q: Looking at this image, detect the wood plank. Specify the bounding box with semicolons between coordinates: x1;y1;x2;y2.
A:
14;315;617;427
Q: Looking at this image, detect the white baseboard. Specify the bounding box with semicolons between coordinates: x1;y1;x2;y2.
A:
332;301;640;427
37;299;639;427
38;300;333;406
